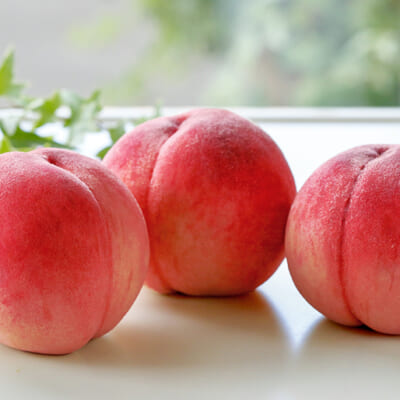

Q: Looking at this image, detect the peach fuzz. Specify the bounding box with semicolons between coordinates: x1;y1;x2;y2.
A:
104;108;296;296
285;144;400;334
0;149;149;354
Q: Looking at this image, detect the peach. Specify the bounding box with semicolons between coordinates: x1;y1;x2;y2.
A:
286;144;400;334
0;149;149;354
103;108;296;296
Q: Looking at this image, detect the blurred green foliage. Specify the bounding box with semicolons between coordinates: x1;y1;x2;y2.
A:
0;49;159;157
0;49;74;153
101;0;400;106
69;14;126;49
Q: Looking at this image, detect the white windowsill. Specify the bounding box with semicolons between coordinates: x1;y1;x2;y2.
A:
2;106;400;124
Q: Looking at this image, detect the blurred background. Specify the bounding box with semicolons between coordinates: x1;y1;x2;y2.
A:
1;0;399;106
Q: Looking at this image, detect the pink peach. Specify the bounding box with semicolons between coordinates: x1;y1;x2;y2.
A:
104;108;296;296
286;144;400;334
0;149;149;354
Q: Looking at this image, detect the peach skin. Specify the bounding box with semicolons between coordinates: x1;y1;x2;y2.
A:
0;149;149;354
286;144;400;334
104;108;296;296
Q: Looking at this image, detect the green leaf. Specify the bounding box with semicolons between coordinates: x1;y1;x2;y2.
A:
109;121;126;143
96;122;125;159
60;89;102;146
59;89;81;114
0;135;13;154
0;48;26;99
0;48;161;157
96;145;112;159
7;127;72;150
32;92;62;129
0;117;19;136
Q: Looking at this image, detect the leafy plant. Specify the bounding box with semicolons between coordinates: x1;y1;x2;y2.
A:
0;49;25;101
0;48;159;158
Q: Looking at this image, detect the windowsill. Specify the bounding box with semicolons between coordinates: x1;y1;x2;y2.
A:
2;106;400;124
99;106;400;123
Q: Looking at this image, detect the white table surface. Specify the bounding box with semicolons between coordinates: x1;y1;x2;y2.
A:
2;119;400;400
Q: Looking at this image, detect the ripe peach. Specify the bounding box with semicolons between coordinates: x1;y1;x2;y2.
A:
286;144;400;334
0;149;149;354
104;108;296;296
